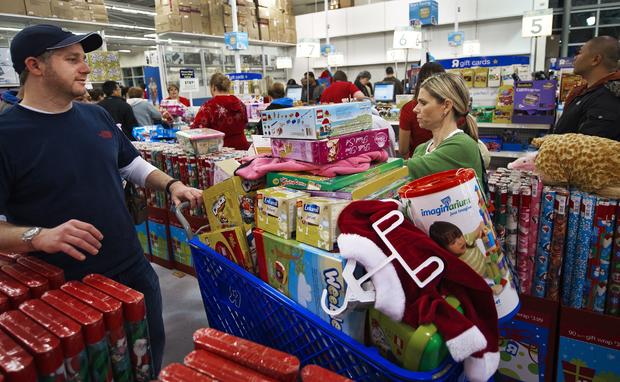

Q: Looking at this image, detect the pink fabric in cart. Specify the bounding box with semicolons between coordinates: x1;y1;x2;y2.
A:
236;150;388;180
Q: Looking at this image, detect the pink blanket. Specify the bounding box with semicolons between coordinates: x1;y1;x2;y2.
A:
236;150;388;180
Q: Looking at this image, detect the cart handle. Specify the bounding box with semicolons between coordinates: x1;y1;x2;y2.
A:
172;202;194;239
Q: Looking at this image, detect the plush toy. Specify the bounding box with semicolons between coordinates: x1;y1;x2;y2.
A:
508;133;620;198
337;200;499;382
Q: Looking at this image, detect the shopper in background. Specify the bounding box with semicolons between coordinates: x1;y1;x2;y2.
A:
0;88;22;113
354;70;373;98
552;36;620;141
399;62;445;158
257;82;293;135
319;70;366;104
165;83;190;107
99;80;139;140
383;66;404;95
301;71;322;104
121;85;129;100
287;79;298;86
127;86;163;126
88;88;104;102
192;72;250;150
407;72;486;188
0;24;203;376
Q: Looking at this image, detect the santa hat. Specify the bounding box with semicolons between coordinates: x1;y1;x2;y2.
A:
337;200;499;382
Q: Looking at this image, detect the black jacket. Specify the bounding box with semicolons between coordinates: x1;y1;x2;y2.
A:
552;71;620;141
383;76;404;95
98;96;139;141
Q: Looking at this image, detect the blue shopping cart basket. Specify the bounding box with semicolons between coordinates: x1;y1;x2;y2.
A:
175;203;463;381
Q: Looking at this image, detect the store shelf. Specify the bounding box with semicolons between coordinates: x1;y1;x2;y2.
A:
490;151;526;159
478;122;551;130
157;31;295;48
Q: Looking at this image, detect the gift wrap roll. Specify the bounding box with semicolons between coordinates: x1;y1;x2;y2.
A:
593;201;617;313
569;194;597;308
399;168;519;319
605;205;620;316
561;190;582;306
506;185;520;271
526;176;543;293
516;185;532;294
546;188;569;301
532;187;556;298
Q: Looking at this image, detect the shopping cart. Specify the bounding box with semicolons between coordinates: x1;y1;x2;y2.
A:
174;203;464;381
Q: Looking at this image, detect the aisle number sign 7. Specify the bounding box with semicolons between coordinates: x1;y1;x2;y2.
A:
296;38;321;58
393;27;422;50
522;9;553;38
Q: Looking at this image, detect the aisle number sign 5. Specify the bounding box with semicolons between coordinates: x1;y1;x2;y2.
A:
522;9;553;38
296;38;321;58
393;27;422;50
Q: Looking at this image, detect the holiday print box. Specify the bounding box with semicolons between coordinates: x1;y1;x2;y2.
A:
135;221;151;258
147;207;172;267
555;306;620;382
496;294;560;382
254;229;366;342
176;128;225;155
261;101;373;140
270;128;390;164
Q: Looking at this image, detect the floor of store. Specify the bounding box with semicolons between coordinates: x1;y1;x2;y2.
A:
154;264;208;366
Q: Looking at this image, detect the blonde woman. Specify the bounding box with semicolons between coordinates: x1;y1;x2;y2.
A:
407;72;486;187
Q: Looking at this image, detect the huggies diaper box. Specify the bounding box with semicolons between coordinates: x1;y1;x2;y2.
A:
254;229;366;342
271;128;390;164
296;197;350;251
255;187;311;239
260;101;373;140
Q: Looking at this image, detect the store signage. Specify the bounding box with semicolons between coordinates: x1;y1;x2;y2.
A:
435;55;530;69
462;40;481;56
179;69;198;92
409;0;438;26
321;44;335;57
296;38;321;58
448;31;464;47
393;27;422;49
522;8;553;38
226;72;263;81
327;53;344;67
386;49;407;62
144;50;159;66
275;56;293;69
225;32;249;50
549;56;575;70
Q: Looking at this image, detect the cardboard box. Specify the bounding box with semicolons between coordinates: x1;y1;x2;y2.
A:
261;101;373;140
267;158;404;191
512;80;557;124
258;19;270;40
190;6;203;33
284;27;296;44
135;222;152;258
296;197;349;251
51;0;75;20
148;208;173;268
176;129;225;155
198;226;255;273
25;0;52;17
180;5;193;32
203;176;260;233
308;166;409;200
271;128;391;164
168;213;209;270
156;13;183;32
255;229;366;342
256;0;277;7
213;158;241;185
256;187;310;239
257;6;270;19
0;1;26;14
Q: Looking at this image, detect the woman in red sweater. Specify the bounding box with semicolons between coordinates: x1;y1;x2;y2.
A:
191;73;249;150
165;83;191;107
398;62;445;158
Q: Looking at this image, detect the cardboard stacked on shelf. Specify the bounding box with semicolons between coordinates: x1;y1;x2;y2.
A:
156;0;205;34
255;0;295;42
23;0;52;17
50;0;108;22
0;1;26;15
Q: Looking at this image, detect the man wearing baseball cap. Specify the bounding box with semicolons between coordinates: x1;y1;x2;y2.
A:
0;25;201;376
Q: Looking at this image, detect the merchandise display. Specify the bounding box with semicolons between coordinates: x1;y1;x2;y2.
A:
255;186;311;239
295;197;350;250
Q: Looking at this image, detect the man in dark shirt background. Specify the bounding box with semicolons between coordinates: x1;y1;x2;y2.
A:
99;80;139;140
552;36;620;141
383;66;404;95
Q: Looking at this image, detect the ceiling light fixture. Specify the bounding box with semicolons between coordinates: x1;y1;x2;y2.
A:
107;23;155;31
0;27;22;32
118;49;132;53
105;5;157;17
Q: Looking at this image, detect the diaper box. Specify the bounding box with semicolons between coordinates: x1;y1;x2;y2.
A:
296;197;350;251
270;128;390;164
254;229;366;342
198;226;256;274
256;187;311;239
267;158;404;191
176;128;225;155
261;101;373;140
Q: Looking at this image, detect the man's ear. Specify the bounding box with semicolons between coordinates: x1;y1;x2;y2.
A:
592;53;603;67
23;56;45;76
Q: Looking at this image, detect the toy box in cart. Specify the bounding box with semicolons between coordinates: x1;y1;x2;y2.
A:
261;101;373;140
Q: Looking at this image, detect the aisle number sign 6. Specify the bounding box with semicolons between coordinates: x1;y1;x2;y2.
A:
296;38;321;58
393;27;422;50
522;9;553;38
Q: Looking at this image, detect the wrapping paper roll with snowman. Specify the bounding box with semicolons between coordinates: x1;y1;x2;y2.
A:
398;168;519;319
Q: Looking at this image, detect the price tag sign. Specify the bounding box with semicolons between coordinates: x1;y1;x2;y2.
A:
462;40;481;56
522;9;553;38
296;38;320;58
393;27;422;50
225;32;249;50
276;56;292;69
179;68;199;93
386;49;406;62
448;31;465;47
327;53;344;67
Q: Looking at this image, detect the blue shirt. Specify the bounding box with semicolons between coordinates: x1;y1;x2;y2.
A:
0;102;142;280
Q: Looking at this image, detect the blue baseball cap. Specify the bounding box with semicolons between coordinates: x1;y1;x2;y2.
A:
10;24;103;74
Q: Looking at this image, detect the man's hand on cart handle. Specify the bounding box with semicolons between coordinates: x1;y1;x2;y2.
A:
169;182;203;209
32;219;103;261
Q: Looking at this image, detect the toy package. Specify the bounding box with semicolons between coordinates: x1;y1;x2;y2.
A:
176;128;225;155
203;176;261;234
148;211;171;264
135;222;151;257
16;256;65;289
474;67;489;88
488;67;501;87
255;229;366;342
198;226;256;273
0;329;36;381
256;187;311;239
270;128;390;164
261;101;373;140
461;68;474;88
19;299;90;382
500;65;515;85
493;85;515;124
1;263;49;298
296;197;350;251
308;167;408;200
267;158;404;191
83;274;155;382
512;80;557;124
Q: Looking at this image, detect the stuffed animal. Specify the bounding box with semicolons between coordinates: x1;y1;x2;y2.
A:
508;133;620;198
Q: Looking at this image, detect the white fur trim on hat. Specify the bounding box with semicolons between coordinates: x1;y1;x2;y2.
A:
445;325;487;362
337;233;405;321
463;351;500;382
